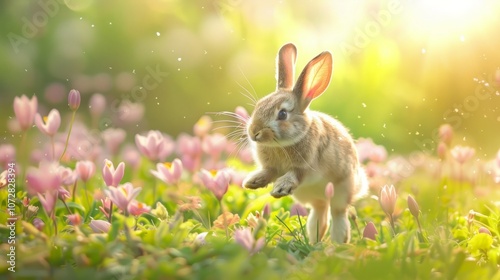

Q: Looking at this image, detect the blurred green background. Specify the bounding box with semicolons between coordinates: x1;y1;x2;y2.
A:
1;0;499;156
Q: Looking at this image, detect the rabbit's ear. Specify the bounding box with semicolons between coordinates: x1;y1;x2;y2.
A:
294;51;333;111
276;43;297;90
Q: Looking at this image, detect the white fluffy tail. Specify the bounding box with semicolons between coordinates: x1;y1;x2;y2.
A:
353;167;369;201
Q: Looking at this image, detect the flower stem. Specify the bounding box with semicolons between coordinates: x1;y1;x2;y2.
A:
52;213;58;236
72;181;78;202
108;201;114;223
219;199;229;240
59;110;76;162
83;182;90;210
389;214;396;236
61;199;73;215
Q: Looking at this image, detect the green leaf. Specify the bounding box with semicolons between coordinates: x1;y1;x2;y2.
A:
468;233;493;253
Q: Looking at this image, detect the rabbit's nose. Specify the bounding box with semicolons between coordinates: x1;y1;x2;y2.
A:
251;131;261;142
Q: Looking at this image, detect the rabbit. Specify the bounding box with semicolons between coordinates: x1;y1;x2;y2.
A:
242;43;368;244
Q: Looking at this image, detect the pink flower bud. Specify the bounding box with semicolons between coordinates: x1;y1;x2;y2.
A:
437;142;447;160
262;203;271;220
33;218;45;231
407;195;420;218
235;106;249;124
76;160;96;182
89;93;106;118
89;220;111;233
379;185;397;216
68;89;81;111
193;115;212;137
363;222;378;240
438;124;453;146
13;95;38;131
479;227;492;235
325;182;334;200
67;214;82;226
234;227;265;254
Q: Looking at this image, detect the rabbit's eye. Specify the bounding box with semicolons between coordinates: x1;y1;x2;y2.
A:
277;109;287;120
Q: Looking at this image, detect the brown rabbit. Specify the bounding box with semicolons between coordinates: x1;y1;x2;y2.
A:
243;43;367;243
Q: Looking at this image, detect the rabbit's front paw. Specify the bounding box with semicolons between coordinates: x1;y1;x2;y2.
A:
271;175;298;198
244;169;275;189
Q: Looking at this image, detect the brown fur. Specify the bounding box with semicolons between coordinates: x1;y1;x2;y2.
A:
243;44;367;243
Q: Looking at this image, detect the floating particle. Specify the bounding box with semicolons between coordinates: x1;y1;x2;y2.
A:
156;32;161;36
178;57;182;61
460;35;465;42
421;48;426;54
362;103;366;108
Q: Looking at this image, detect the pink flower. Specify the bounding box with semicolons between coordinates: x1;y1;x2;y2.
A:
33;218;45;231
193;115;212;137
150;159;183;184
234;228;265;254
355;138;387;163
290;203;308;216
135;130;174;161
180;154;201;172
0;144;15;168
380;185;397;216
325;182;334;200
128;200;151;216
235;106;250;124
102;159;125;187
99;197;112;219
450;146;475;164
76;160;96;182
238;147;254;164
195;232;209;246
104;183;142;213
202;133;227;158
68;89;81;111
34;109;61;136
116;101;144;125
26;161;61;195
13;95;38;131
122;145;141;170
102;128;127;155
198;169;230;201
363;222;378;240
58;186;70;201
38;190;57;216
58;166;77;186
67;214;82;226
89;93;106;118
438;124;453;146
177;133;202;157
89;220;111;233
